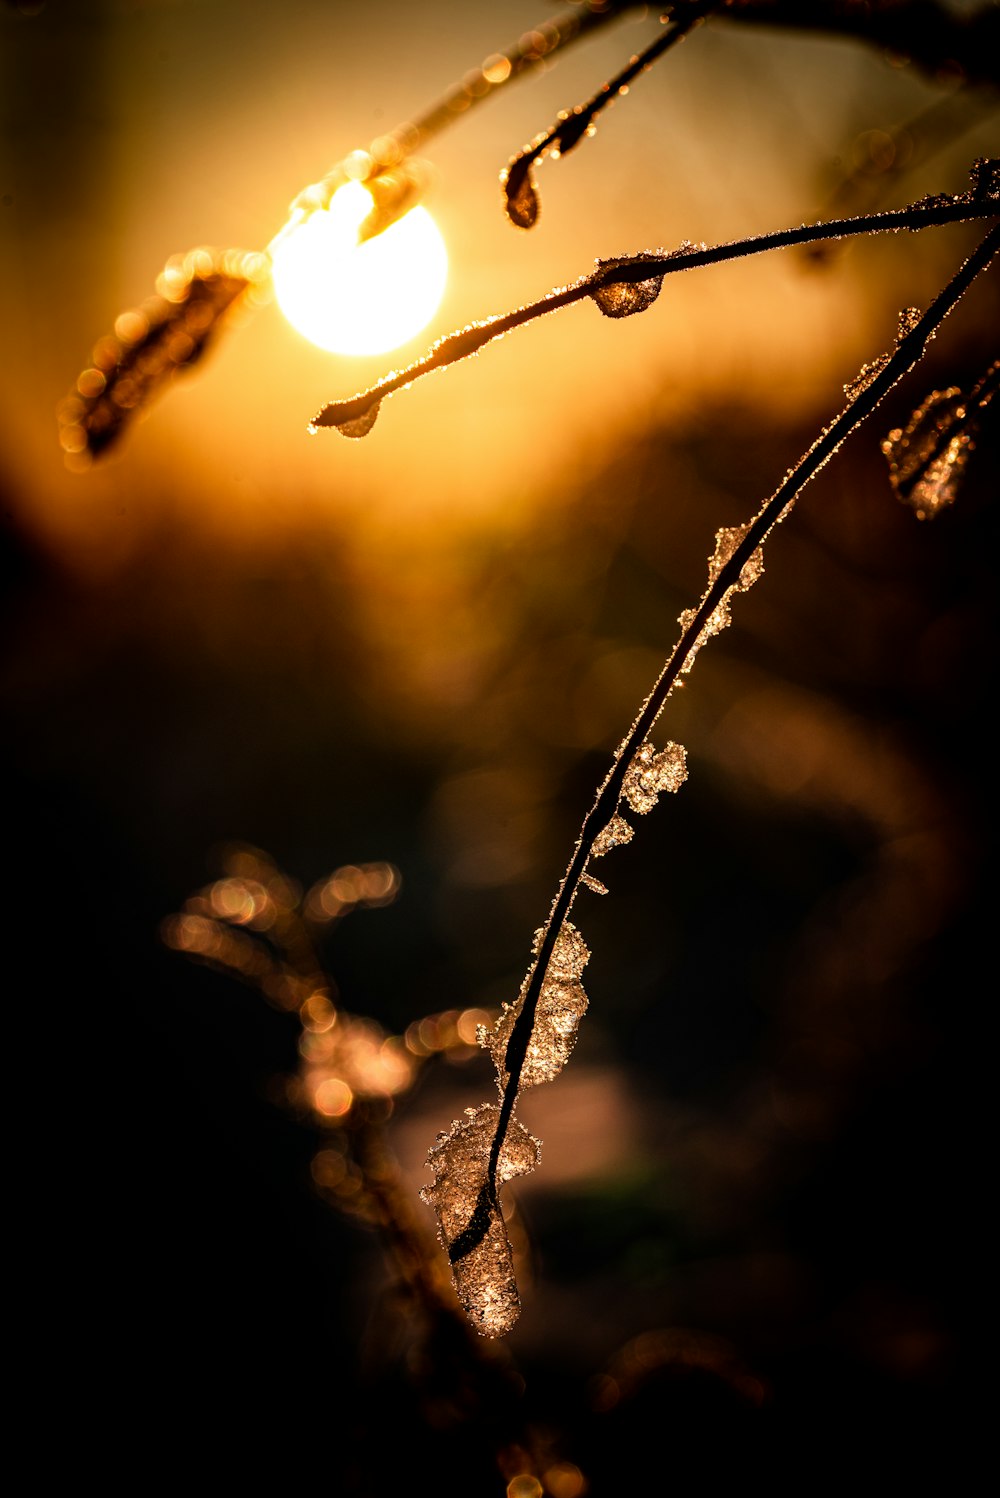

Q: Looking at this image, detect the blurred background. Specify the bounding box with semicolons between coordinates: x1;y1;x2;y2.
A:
3;1;997;1490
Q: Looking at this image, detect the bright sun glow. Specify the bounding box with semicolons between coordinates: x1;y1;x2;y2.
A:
271;181;448;356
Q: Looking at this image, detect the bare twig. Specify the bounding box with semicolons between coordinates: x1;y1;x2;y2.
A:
445;219;1000;1271
311;174;1000;435
502;3;716;228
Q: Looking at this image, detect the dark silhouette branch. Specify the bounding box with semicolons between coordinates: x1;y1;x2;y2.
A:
502;3;716;228
446;218;1000;1268
311;175;999;435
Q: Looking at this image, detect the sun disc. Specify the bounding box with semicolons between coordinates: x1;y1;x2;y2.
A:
271;182;448;357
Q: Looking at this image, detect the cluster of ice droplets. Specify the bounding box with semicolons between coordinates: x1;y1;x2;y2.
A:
481;921;591;1090
676;523;765;672
622;738;688;813
844;307;923;401
584;737;688;894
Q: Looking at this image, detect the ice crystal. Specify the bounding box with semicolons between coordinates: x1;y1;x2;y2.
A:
590;256;664;319
483;973;588;1089
622;739;688;815
675;522;766;671
842;309;921;408
708;525;764;592
969;156;999;202
677;601;729;668
844;352;890;401
581;871;609;895
896;306;923;342
534;919;590;981
591;813;635;858
421;1103;540;1337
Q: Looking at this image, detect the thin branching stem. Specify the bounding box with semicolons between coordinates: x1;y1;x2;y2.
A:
503;2;715;218
382;0;641;165
277;1;642;236
311;189;999;432
444;220;1000;1265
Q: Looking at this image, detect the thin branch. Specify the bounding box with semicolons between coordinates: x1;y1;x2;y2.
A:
372;0;638;166
447;219;1000;1268
502;2;716;228
276;0;642;243
311;178;1000;434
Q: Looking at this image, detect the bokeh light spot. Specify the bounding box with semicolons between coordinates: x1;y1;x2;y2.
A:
314;1078;353;1117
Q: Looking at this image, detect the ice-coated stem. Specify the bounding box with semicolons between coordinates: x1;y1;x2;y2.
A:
311;183;999;433
445;220;1000;1267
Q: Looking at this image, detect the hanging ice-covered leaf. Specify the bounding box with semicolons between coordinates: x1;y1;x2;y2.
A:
882;359;996;519
590;256;664;319
421;1102;540;1336
503;158;540;229
336;401;382;439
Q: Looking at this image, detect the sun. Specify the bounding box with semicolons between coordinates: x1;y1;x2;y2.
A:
270;181;448;357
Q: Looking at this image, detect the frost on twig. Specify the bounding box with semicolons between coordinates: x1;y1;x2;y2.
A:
421;225;999;1336
676;524;764;672
586;739;687;869
622;739;688;812
483;923;590;1091
314;166;998;438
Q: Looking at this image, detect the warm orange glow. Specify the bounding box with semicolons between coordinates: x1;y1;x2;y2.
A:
543;1465;586;1498
300;992;337;1032
456;1007;490;1045
304;861;401;921
314;1077;353;1117
271;181;447;356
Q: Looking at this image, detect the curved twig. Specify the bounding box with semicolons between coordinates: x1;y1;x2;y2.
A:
276;0;641;243
311;180;999;434
502;3;716;228
447;219;1000;1267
